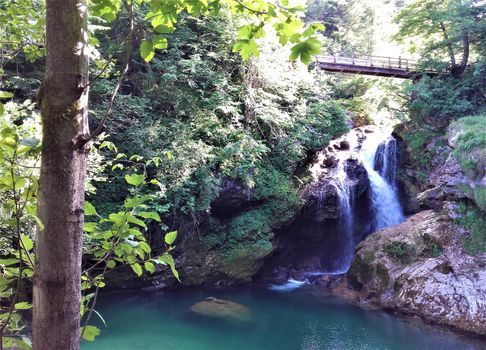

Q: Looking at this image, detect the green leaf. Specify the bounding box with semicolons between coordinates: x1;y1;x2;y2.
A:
164;231;177;245
0;91;13;98
127;215;147;228
125;173;145;186
144;261;155;274
0;258;19;266
130;263;143;276
112;163;124;171
233;39;259;60
140;41;155;62
84;202;98;216
138;241;151;253
152;35;168;49
106;260;116;269
14;302;32;310
158;253;180;281
81;325;100;341
289;38;321;65
20;235;33;251
124;195;153;208
83;222;97;233
138;211;160;221
165;150;174;160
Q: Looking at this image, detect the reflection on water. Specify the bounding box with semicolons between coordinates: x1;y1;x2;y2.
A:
83;287;485;350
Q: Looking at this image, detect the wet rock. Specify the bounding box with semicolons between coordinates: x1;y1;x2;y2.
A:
190;297;252;321
211;180;253;218
301;181;341;220
323;155;339;168
301;129;370;220
339;140;351;150
344;158;369;198
340;210;486;336
332;140;351;151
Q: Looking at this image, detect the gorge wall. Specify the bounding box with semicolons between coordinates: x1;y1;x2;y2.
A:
331;116;486;337
107;126;406;290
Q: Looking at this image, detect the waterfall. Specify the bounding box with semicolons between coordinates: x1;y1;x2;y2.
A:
360;130;405;231
265;127;407;288
331;161;355;273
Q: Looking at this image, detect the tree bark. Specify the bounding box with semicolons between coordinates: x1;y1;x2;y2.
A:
32;0;89;349
439;21;456;69
458;31;470;74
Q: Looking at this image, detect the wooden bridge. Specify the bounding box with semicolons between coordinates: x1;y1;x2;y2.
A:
317;55;434;79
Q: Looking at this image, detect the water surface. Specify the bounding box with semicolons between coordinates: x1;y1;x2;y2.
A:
83;287;485;350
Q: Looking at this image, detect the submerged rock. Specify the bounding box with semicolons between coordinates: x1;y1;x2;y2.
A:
190;297;252;321
340;209;486;336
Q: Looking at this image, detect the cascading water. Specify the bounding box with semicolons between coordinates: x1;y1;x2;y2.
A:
264;127;406;289
328;161;355;273
359;129;405;231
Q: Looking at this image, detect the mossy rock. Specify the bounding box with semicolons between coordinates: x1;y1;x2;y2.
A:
449;115;486;182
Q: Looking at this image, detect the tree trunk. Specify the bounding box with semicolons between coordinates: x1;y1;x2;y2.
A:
458;32;470;74
32;0;89;349
439;21;456;69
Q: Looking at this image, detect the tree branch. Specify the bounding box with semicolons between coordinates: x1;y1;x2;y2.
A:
80;4;135;147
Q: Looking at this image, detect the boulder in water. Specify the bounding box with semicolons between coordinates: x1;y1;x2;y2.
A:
190;297;252;321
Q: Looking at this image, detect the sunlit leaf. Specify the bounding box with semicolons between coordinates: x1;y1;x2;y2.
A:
164;231;177;245
130;263;143;276
125;173;145;186
14;302;32;310
140;41;155;62
81;325;100;341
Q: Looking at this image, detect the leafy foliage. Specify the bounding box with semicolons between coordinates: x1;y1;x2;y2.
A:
306;0;376;55
394;0;486;76
90;14;348;222
0;103;40;349
90;0;324;65
0;107;180;346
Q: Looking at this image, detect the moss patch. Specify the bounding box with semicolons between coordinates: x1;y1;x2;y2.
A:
385;242;417;263
450;115;486;182
456;202;486;255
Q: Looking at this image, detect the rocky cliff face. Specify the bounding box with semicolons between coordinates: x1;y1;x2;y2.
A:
107;176;300;290
259;127;386;282
394;117;486;213
333;118;486;337
107;129;374;290
341;209;486;336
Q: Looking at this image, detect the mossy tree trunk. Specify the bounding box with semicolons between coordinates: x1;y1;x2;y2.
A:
32;0;89;349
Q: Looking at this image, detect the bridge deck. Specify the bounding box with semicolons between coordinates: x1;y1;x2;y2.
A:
317;55;430;79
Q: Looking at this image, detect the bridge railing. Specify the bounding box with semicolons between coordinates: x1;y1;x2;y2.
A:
317;55;419;71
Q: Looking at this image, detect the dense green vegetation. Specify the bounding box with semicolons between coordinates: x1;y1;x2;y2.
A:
89;14;349;219
0;0;356;346
394;0;486;254
0;0;485;348
84;14;352;271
